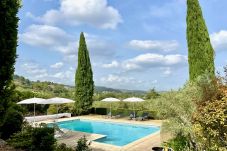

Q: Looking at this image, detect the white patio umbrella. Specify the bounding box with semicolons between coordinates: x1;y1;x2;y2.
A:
122;97;145;118
17;98;46;122
101;98;121;116
39;97;74;114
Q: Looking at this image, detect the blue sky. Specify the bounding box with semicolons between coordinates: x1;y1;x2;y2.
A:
15;0;227;91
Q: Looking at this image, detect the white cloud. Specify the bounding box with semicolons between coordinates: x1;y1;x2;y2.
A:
19;25;115;61
26;12;36;19
19;24;78;60
22;63;38;70
162;67;172;76
69;67;74;71
151;80;158;84
19;24;72;48
122;53;187;71
129;40;179;52
50;62;64;69
33;0;122;29
52;72;64;79
51;70;74;81
22;63;47;74
21;62;49;79
18;61;75;84
100;74;142;84
211;30;227;51
86;38;115;57
102;61;119;68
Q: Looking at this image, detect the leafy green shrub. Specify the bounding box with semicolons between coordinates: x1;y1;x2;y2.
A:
75;136;91;151
55;143;74;151
8;123;56;151
164;134;189;151
0;106;23;139
192;76;227;150
47;104;74;115
145;88;160;99
136;111;143;117
7;123;33;149
47;104;58;114
155;82;198;149
31;126;56;151
160;73;227;150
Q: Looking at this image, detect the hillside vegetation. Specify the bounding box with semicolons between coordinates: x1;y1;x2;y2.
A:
13;75;146;100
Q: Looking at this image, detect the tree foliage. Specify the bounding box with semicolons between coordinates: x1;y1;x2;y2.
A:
75;32;94;115
186;0;215;81
8;123;56;151
0;106;23;139
0;0;20;123
75;136;92;151
0;0;23;140
192;72;227;150
155;83;198;150
145;88;160;99
159;71;227;150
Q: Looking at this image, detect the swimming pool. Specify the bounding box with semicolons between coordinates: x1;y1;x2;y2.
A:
55;119;160;146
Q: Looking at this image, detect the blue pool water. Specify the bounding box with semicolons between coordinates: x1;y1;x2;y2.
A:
55;119;160;146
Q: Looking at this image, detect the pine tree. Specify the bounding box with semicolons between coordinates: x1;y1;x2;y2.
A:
187;0;215;81
75;32;94;115
0;0;20;122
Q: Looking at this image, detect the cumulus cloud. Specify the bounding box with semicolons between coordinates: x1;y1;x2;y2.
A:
19;25;115;61
102;61;119;68
161;67;172;77
21;62;48;79
129;40;179;52
100;74;142;84
18;61;75;84
19;24;72;49
50;62;64;69
32;0;122;29
122;53;187;71
19;25;73;53
211;30;227;51
151;80;158;84
51;70;73;79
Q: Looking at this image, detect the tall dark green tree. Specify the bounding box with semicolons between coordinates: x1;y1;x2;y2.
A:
75;32;94;114
0;0;20;122
0;0;23;139
187;0;215;81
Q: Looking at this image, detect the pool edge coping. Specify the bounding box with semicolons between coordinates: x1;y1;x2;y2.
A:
36;116;162;150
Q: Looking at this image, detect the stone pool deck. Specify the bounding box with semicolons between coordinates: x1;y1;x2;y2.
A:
37;115;163;151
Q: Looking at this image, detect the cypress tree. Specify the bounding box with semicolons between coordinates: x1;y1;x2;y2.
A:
187;0;215;81
0;0;20;122
75;32;94;115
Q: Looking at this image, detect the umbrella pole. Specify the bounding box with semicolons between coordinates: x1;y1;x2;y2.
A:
34;103;35;123
133;103;135;118
110;104;112;117
56;104;59;120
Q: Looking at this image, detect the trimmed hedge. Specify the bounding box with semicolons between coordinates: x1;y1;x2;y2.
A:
91;107;157;119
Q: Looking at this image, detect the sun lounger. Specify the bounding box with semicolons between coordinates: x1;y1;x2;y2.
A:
137;112;149;121
111;113;122;119
104;112;112;119
51;123;71;138
128;112;136;120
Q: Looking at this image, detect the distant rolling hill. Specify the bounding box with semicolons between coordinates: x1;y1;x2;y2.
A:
13;75;146;94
